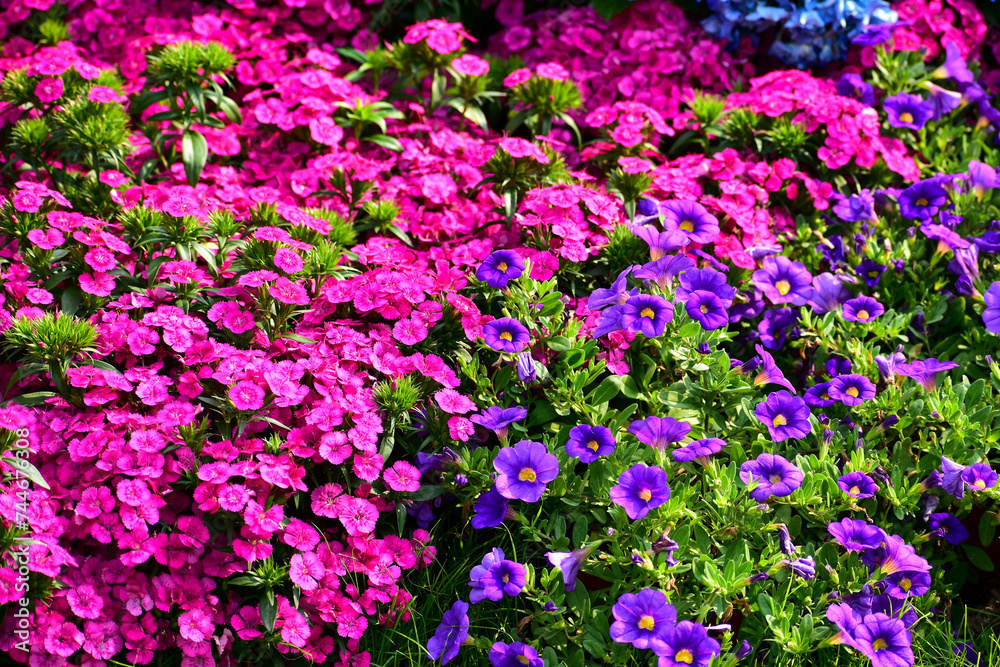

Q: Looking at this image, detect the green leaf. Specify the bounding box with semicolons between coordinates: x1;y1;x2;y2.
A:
592;0;634;19
980;512;997;548
409;484;447;502
589;376;622;405
547;336;574;352
259;595;277;630
365;134;404;152
8;392;58;406
279;334;318;345
2;457;50;489
963;543;994;572
60;287;83;316
182;130;208;186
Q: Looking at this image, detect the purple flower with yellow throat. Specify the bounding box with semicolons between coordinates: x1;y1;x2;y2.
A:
493;440;558;502
621;294;673;337
739;453;803;501
565;424;616;463
754;391;811;442
610;464;669;520
659;199;720;245
752;256;813;306
483;317;530;353
476;249;524;288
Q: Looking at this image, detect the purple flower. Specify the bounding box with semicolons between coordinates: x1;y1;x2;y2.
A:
610;463;670;520
921;222;970;249
593;304;625;338
588;267;638;310
934;41;975;83
777;524;796;555
804;382;835;408
838;471;878;498
829;374;876;406
973;230;1000;253
941;456;966;499
875;345;906;380
610;589;676;651
758;307;800;350
653;621;721;667
857;259;887;287
754;391;811;442
477;250;525;288
851;20;913;45
853;614;914;667
983;281;1000;334
660;200;720;245
739;453;804;501
469;548;526;603
628;416;692;450
895;358;958;391
807;273;852;315
897;180;948;220
828;518;886;552
928;512;969;545
672;438;725;463
565;424;616;463
923;82;962;122
730;288;766;323
516;351;538;383
884;92;934;130
751;344;796;392
483;317;530;353
842;296;884;322
493;440;559;502
427;600;470;664
636;197;660;218
961;463;998;491
825;356;852;376
782;557;816;580
885;571;931;599
631;224;686;260
622;294;674;337
752;256;813;306
470;406;528;440
471;486;509;529
676;266;736;308
546;545;595;592
634;254;697;291
866;535;931;576
489;642;543;667
684;291;728;330
967;159;998;198
836;73;875;107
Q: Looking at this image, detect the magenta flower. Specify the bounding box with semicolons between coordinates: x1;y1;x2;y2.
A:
230;380;265;411
483;317;530;353
754;391;811;442
610;463;669;520
494;440;559;502
739;453;803;501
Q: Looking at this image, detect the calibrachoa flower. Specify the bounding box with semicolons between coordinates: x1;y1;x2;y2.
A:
629;416;693;450
477;250;525;288
829;518;888;552
621;294;674;336
427;600;470;665
610;589;676;651
684;291;729;330
842;295;884;322
610;464;670;520
654;621;721;667
755;391;812;442
469;548;527;603
752;256;813;306
565;424;616;463
884;92;934;130
897;179;948;220
928;513;970;545
470;406;528;440
546;545;596;592
961;463;998;491
489;642;543;667
483;317;531;353
829;374;876;406
672;438;725;462
838;471;878;498
659;199;720;244
494;440;559;502
739;453;804;501
853;614;914;667
895;358;958;391
472;486;510;530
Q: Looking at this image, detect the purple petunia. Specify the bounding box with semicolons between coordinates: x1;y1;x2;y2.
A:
676;266;737;308
758;307;801;350
828;518;887;552
782;557;816;580
961;463;998;491
836;73;875;107
857;259;887;287
469;548;526;603
752;256;813;306
852;614;914;667
633;254;696;290
684;290;729;330
804;382;836;408
653;620;721;667
483;317;530;353
610;588;676;652
427;600;470;664
489;642;543;667
659;200;720;245
672;438;725;463
476;250;525;288
884;92;934;130
739;453;803;501
984;282;1000;334
842;296;884;322
895;358;958;391
610;463;670;520
828;374;876;406
808;273;852;314
565;424;616;463
546;545;595;592
838;471;878;498
621;294;674;337
470;406;527;440
493;440;559;503
751;344;796;392
628;416;692;450
754;391;812;442
897;179;948;220
471;486;510;530
588;267;638;311
928;512;969;545
631;224;686;260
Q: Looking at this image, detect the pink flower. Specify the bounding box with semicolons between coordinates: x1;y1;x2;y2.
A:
274;248;304;273
281;611;311;647
67;584;104;619
392;317;428;345
117;479;151;506
282;519;321;551
353;451;384;481
434;389;475;414
244;500;284;535
618;157;653;173
383;461;421;492
85;246;117;272
27;228;65;249
230;380;265;411
337;497;378;536
79;271;115;296
218;483;252;512
35;77;64;103
448;416;475;442
498;137;549;163
12;191;43;212
178;608;214;642
82;620;123;659
504;67;532;87
157;400;197;427
222;309;256;334
26;288;53;304
309;116;344;146
163;196;203;218
0;568;24;603
289;552;325;590
311;483;344;518
88;86;127;103
452;54;489;76
610;124;644;147
270;277;310;305
45;621;84;657
536;62;570;81
127;327;159;355
99;170;129;187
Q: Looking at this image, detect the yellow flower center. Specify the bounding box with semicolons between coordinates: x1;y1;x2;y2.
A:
503;573;510;583
500;332;513;341
770;474;783;484
586;440;600;452
873;638;888;651
822;393;830;400
975;479;986;489
775;280;791;296
846;387;859;397
675;649;694;664
900;578;911;591
850;486;860;495
516;657;531;666
640;307;655;319
518;468;536;482
679;220;694;233
700;304;709;313
856;310;869;320
638;615;656;631
497;262;508;272
869;271;879;278
639;489;653;502
899;112;914;123
915;197;928;206
772;414;788;427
